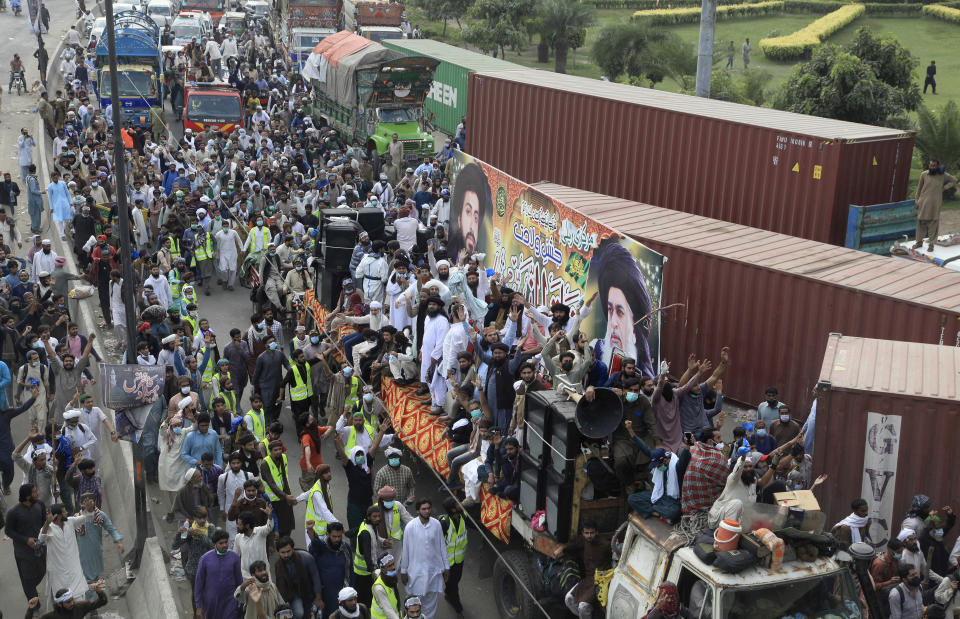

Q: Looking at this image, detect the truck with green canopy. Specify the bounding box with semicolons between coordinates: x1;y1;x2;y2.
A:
302;29;438;164
382;38;525;136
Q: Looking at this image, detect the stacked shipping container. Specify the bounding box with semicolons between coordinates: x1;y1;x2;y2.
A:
469;70;915;246
533;182;960;409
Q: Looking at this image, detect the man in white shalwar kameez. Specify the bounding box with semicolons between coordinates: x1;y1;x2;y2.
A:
38;504;92;605
144;263;173;309
400;500;448;619
435;301;471;408
216;222;243;290
418;297;449;402
217;451;255;544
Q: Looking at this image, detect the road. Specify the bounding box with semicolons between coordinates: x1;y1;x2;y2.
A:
0;8;530;619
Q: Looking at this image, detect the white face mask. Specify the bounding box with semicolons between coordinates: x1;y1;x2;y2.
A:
715;442;725;451
780;415;790;423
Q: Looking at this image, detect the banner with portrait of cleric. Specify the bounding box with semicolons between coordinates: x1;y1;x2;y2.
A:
446;150;664;377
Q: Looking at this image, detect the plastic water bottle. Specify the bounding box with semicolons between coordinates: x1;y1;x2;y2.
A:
181;519;190;539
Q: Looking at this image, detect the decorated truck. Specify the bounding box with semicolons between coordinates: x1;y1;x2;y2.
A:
95;11;163;128
276;0;340;68
343;0;405;42
301;30;436;164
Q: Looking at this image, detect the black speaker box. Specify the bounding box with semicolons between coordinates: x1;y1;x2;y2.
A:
320;270;348;309
355;207;385;241
323;220;358;273
545;466;576;542
523;391;553;464
517;452;542;518
549;398;581;477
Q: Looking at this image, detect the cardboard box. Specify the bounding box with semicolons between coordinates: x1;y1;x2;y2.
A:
773;490;821;511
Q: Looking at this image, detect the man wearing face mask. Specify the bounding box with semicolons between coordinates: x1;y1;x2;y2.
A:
769;404;801;446
370;553;402;618
374;447;414;506
756;386;785;426
355;241;388;305
195;529;244;619
437;497;467;618
610;378;662;489
750;419;777;455
889;564;925;619
920;507;956;576
871;538;904;598
253;335;289;424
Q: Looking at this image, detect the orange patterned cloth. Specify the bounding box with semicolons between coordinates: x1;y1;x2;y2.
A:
304;291;352;363
306;295;513;542
381;377;513;543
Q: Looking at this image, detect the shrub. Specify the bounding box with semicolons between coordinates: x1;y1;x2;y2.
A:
758;4;865;60
922;3;960;22
632;0;783;24
593;0;766;7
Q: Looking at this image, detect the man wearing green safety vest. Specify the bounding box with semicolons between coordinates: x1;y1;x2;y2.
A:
439;497;467;619
297;463;336;546
168;255;186;308
354;506;387;609
375;486;411;564
370;554;401;619
193;214;215;295
243;393;268;446
337;408;394;457
277;348;314;433
260;439;297;537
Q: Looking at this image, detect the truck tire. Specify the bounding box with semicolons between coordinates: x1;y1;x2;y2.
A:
493;550;542;619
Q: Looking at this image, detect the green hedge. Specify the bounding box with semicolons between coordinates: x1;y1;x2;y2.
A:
632;0;784;23
922;3;960;21
758;3;864;59
785;0;925;13
592;0;767;7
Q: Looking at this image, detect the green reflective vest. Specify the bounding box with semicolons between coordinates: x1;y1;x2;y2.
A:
370;574;399;619
262;453;287;502
245;409;266;442
194;230;214;261
304;479;330;537
443;514;467;566
345;423;377;451
354;521;373;576
290;362;312;401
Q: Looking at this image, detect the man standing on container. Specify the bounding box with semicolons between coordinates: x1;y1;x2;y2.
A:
914;159;957;252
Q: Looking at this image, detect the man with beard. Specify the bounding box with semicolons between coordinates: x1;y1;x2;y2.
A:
332;586;371;619
914;158;957;251
680;428;727;519
554;520;610;619
254;335;289;424
543;333;593;395
708;455;758;527
371;553;402;618
447;162;490;259
308;520;354;617
401;499;448;619
218;451;255;544
39;502;93;608
477;342;525;433
416;297;449;398
144;262;173;309
234;560;284;619
235;506;273;579
28;582;109;618
591;240;653;377
610;377;662;489
261;439;298;537
299;463;338;546
275;535;323;618
438;497;467;619
651;365;704;453
5;484;47;604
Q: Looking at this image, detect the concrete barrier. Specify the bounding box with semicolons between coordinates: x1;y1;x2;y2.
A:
36;16;180;619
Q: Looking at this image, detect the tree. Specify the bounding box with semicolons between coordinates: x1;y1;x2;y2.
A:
413;0;474;37
710;69;772;105
537;0;595;74
846;26;922;114
465;0;537;58
915;101;960;172
774;44;907;127
591;23;693;88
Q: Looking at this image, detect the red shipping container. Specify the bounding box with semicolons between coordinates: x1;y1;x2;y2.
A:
467;70;915;246
813;334;960;547
533;182;960;410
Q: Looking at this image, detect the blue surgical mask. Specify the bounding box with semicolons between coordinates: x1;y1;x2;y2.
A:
385;569;396;577
268;342;278;351
625;392;639;403
470;408;482;420
173;427;183;435
893;552;903;560
343;367;353;377
354;455;365;465
310;336;320;344
383;500;395;509
256;219;264;226
388;457;400;467
32;341;42;349
363;393;374;404
756;429;767;437
258;322;265;329
295;265;303;271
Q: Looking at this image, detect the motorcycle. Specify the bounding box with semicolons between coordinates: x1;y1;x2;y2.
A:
9;70;24;95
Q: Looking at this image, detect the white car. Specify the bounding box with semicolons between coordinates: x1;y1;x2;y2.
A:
114;2;141;13
91;16;107;38
244;0;269;19
147;0;175;26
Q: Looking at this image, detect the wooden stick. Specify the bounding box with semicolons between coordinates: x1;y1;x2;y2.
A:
633;303;685;326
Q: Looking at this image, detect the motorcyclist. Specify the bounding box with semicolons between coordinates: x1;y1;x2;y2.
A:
9;54;23;94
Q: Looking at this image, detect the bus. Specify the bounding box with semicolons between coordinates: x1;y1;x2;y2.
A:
184;83;244;134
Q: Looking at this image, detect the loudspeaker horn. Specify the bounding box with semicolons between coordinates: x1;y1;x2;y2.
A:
565;388;624;439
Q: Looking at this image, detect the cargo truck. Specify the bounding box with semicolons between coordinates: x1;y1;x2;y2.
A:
343;0;405;42
95;11;163;128
302;30;437;164
382;38;524;136
276;0;340;68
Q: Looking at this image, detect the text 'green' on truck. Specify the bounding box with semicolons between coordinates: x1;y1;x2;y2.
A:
301;30;437;165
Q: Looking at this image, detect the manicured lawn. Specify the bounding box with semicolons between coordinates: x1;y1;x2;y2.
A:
405;9;960;111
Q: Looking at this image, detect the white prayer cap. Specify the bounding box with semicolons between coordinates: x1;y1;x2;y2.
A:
378;554;395;567
54;589;76;603
178;395;193;410
184;467;198;482
451;418;470;431
405;596;422;608
898;528;916;541
384;446;402;458
162;334;177;344
436;260;450;269
369;301;382;310
338;587;358;602
63;409;82;420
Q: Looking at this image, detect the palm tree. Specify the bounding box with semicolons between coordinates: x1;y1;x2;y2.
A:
538;0;595;74
915;101;960;172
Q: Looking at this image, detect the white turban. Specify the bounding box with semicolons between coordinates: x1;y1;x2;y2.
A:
436;260;450;270
178;395;193;411
54;590;75;603
384;447;402;458
162;334;177;344
898;528;916;541
338;587;358;602
184;467;198;482
378;554;394;567
369;301;382;310
63;409;82;420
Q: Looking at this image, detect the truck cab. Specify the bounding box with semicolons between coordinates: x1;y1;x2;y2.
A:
606;514;866;619
95;11;162;128
358;25;404;43
288;27;335;69
184;82;244;134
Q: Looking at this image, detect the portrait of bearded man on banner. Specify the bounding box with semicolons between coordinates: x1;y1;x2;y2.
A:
448;162;492;260
591;239;654;378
